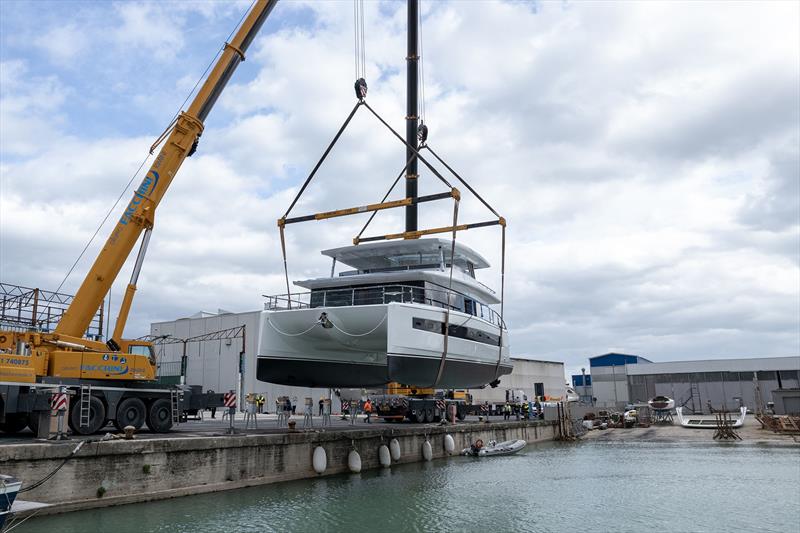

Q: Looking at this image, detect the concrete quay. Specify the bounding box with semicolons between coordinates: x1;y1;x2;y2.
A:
580;417;800;446
1;418;557;516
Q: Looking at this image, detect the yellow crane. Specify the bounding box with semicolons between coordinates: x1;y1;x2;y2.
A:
0;0;278;434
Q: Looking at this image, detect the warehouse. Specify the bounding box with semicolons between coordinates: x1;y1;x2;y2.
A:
468;357;566;404
150;310;338;412
586;353;800;413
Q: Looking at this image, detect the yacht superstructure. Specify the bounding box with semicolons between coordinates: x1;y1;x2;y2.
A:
257;238;512;388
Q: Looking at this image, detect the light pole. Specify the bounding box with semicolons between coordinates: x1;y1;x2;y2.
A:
581;367;587;404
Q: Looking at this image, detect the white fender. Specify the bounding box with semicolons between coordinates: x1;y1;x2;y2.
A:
378;444;391;467
422;440;433;461
312;446;327;474
348;449;362;473
389;438;401;461
443;434;455;455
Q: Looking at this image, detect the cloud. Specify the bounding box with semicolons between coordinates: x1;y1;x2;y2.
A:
1;0;798;381
33;24;89;63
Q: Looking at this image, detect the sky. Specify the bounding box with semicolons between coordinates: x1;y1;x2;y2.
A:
1;0;798;380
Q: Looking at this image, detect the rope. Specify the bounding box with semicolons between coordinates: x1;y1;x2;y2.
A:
493;223;507;380
362;101;453;189
355;152;419;241
279;225;292;310
331;314;387;337
19;440;86;493
431;198;459;387
282;101;363;218
423;144;501;218
266;317;319;337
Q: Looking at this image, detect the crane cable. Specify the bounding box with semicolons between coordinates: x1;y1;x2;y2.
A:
54;0;256;296
353;0;366;80
418;2;426;127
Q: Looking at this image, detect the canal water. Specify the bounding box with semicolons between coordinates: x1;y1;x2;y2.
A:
15;441;799;533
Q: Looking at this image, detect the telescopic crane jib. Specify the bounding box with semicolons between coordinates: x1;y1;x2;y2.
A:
0;0;279;385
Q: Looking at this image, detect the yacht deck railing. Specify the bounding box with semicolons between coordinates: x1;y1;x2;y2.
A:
263;283;506;329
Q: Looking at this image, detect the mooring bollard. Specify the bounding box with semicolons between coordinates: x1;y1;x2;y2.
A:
224;390;237;434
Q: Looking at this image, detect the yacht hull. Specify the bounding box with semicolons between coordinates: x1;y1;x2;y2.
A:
257;303;511;388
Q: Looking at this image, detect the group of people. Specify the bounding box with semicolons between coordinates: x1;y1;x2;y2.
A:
502;399;543;420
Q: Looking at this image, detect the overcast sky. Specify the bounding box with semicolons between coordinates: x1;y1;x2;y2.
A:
1;0;798;379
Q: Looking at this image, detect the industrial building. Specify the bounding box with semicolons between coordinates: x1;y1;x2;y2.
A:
150;310;338;412
585;353;800;413
151;311;567;412
469;357;566;404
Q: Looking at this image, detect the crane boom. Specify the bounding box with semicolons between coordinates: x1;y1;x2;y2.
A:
55;0;279;338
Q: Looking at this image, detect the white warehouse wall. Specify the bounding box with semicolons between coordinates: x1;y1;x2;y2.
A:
469;358;565;404
150;310;339;412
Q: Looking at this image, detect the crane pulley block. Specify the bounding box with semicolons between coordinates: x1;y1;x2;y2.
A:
354;78;368;100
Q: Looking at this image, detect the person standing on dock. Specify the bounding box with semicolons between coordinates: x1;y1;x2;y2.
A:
503;402;511;420
319;397;324;416
364;399;373;423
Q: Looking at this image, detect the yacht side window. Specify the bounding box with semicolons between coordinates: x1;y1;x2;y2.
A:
464;298;476;316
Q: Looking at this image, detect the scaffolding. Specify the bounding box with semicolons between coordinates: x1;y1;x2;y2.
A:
0;282;104;338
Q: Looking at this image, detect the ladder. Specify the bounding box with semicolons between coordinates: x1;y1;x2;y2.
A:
678;382;701;414
170;388;181;425
79;384;92;428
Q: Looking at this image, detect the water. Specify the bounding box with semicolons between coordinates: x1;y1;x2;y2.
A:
15;441;800;533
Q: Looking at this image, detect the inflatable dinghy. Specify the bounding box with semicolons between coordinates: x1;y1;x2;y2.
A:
462;439;526;457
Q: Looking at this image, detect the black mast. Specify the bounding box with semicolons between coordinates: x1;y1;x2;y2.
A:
405;0;419;233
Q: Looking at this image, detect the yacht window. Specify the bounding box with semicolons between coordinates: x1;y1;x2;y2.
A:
464;298;475;316
467;262;475;278
383;285;405;303
324;289;353;307
354;286;383;305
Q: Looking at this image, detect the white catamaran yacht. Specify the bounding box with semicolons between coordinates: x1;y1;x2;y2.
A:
256;238;512;388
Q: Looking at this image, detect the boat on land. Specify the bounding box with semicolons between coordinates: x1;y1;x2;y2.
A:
462;439;526;457
648;396;675;411
256;238;512;388
0;474;22;529
676;406;747;428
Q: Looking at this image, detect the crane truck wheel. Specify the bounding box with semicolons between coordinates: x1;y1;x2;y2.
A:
68;395;107;435
426;407;435;423
0;413;28;434
113;397;147;431
146;398;173;433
